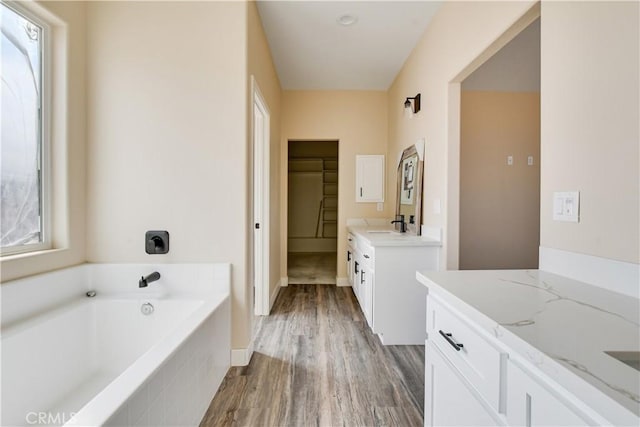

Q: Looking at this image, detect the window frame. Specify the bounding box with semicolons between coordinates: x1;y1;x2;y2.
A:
1;1;51;256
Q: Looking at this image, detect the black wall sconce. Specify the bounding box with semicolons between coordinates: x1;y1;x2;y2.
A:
404;93;421;117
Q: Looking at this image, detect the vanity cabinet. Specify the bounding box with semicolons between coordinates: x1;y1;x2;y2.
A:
355;155;384;203
425;295;504;426
506;360;592;427
347;227;440;345
346;233;355;287
425;341;499;427
424;291;606;427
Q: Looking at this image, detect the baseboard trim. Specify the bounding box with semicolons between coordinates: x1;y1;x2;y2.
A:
270;281;281;310
539;246;639;298
231;347;254;367
280;276;288;287
336;277;350;287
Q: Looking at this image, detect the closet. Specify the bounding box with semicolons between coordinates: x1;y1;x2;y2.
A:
287;141;338;253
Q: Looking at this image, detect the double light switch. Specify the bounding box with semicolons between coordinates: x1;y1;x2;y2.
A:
553;191;580;222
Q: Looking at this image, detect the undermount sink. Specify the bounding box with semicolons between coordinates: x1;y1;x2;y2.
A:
604;351;640;372
367;230;399;235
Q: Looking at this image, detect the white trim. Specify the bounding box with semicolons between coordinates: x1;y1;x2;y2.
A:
539;247;640;298
0;2;52;256
336;277;350;287
231;347;254;367
252;76;271;316
270;280;281;310
280;276;288;287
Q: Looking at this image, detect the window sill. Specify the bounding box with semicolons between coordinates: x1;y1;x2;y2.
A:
0;247;68;262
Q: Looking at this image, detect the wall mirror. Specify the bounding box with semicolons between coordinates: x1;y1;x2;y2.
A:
395;142;424;235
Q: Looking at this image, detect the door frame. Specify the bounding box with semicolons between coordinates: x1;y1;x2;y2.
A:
252;76;270;316
446;3;540;270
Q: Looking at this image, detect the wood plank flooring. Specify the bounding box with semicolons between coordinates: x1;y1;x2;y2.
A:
199;285;424;427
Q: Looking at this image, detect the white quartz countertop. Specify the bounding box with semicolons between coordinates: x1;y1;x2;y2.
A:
416;269;640;423
347;225;441;247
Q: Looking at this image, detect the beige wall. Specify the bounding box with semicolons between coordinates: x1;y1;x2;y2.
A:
85;2;252;349
540;1;639;264
247;1;282;309
388;1;538;270
460;91;540;269
280;91;391;279
1;1;86;282
390;0;639;277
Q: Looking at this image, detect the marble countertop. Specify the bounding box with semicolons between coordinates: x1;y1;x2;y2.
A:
416;269;640;423
347;222;441;248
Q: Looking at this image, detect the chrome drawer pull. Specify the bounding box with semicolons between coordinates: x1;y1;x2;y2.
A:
439;330;464;351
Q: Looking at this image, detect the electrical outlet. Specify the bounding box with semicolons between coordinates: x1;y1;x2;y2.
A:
507;155;514;166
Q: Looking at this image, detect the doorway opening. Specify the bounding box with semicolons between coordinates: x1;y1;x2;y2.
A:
459;18;541;269
287;140;338;284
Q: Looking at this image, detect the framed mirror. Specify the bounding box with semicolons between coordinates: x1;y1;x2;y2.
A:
395;142;424;235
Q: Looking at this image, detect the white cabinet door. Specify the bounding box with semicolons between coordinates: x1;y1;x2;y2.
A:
353;258;362;305
425;342;499;427
355;155;384;202
346;249;353;286
506;360;592;427
360;265;373;327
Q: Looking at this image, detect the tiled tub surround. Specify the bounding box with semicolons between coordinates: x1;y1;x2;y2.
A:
417;269;640;425
1;264;231;427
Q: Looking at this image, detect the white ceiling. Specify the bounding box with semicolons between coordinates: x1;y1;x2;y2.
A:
256;1;442;90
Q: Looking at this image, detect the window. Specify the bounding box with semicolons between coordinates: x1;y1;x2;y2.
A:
1;2;49;255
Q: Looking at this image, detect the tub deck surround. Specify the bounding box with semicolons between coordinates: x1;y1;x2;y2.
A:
1;263;231;427
416;269;640;425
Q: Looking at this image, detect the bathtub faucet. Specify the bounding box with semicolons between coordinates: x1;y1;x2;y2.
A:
139;271;161;288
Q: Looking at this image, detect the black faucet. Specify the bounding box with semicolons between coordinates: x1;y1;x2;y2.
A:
390;215;407;233
139;271;161;288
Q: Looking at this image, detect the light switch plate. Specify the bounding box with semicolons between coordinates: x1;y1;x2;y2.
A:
507;155;514;166
433;198;441;214
376;202;383;211
553;191;580;222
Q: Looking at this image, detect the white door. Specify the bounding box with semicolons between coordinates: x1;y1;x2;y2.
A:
253;77;270;316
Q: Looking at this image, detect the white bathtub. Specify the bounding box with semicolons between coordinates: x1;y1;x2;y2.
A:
1;263;231;427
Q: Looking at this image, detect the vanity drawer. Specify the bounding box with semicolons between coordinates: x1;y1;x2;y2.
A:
427;295;505;413
359;242;374;267
347;233;357;251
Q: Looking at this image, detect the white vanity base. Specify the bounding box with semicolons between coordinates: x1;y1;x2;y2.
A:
418;269;639;427
347;223;441;345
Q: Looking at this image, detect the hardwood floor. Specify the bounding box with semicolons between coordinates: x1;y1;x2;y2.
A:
199;284;424;427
